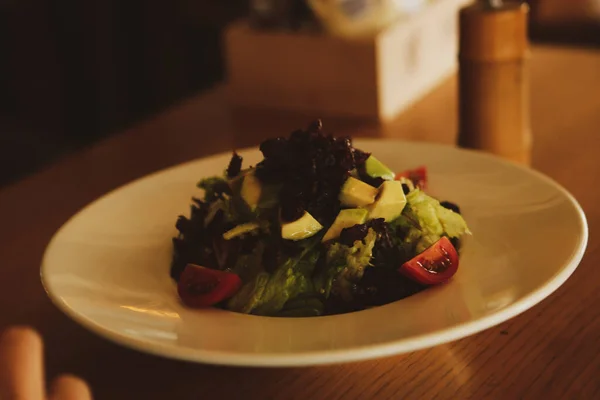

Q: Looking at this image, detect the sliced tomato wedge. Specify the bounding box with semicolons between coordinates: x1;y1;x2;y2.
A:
398;237;459;285
177;264;242;308
395;166;427;190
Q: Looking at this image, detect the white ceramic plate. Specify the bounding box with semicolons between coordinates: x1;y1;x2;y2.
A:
41;140;588;367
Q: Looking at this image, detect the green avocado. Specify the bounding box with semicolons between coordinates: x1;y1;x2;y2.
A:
339;177;378;207
281;211;323;241
232;169;279;211
322;208;368;242
222;222;261;240
227;167;251;192
366;181;407;222
257;184;280;209
240;170;262;211
364;155;395;181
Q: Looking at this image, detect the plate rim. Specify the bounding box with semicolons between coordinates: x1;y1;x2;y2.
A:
40;139;589;367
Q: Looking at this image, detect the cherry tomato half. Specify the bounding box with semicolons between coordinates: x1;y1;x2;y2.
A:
177;264;242;308
395;166;427;190
398;237;459;285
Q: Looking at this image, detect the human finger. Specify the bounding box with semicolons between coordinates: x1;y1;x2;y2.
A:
50;374;92;400
0;326;45;400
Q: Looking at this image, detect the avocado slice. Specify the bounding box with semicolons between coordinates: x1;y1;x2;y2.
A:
339;177;378;207
281;211;323;241
364;155;395;181
366;181;407;222
240;170;262;211
322;208;368;242
223;222;261;240
231;169;280;211
257;184;280;209
227;167;251;191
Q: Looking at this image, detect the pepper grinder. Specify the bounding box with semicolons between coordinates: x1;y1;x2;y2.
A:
458;0;531;165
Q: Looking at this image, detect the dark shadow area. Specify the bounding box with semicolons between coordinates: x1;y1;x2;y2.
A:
0;0;246;187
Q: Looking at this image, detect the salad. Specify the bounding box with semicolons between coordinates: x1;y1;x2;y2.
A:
171;120;470;317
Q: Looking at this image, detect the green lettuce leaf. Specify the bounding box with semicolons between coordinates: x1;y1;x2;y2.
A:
314;228;377;300
230;241;265;282
251;241;321;316
403;190;470;253
278;293;324;317
226;242;268;314
198;176;256;223
384;215;417;263
226;272;270;314
197;176;228;202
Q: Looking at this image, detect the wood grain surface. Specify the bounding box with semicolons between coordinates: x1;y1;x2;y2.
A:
1;46;599;399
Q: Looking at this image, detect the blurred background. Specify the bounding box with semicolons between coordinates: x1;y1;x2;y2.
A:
1;0;599;188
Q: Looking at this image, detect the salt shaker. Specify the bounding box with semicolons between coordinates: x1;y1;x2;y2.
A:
458;0;532;165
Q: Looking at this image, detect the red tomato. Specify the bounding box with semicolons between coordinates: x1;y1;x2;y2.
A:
177;264;242;308
395;166;427;190
398;237;459;285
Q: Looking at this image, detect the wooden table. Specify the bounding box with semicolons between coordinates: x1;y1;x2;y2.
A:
1;45;599;399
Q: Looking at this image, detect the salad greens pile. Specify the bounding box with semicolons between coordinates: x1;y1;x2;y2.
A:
171;120;470;317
